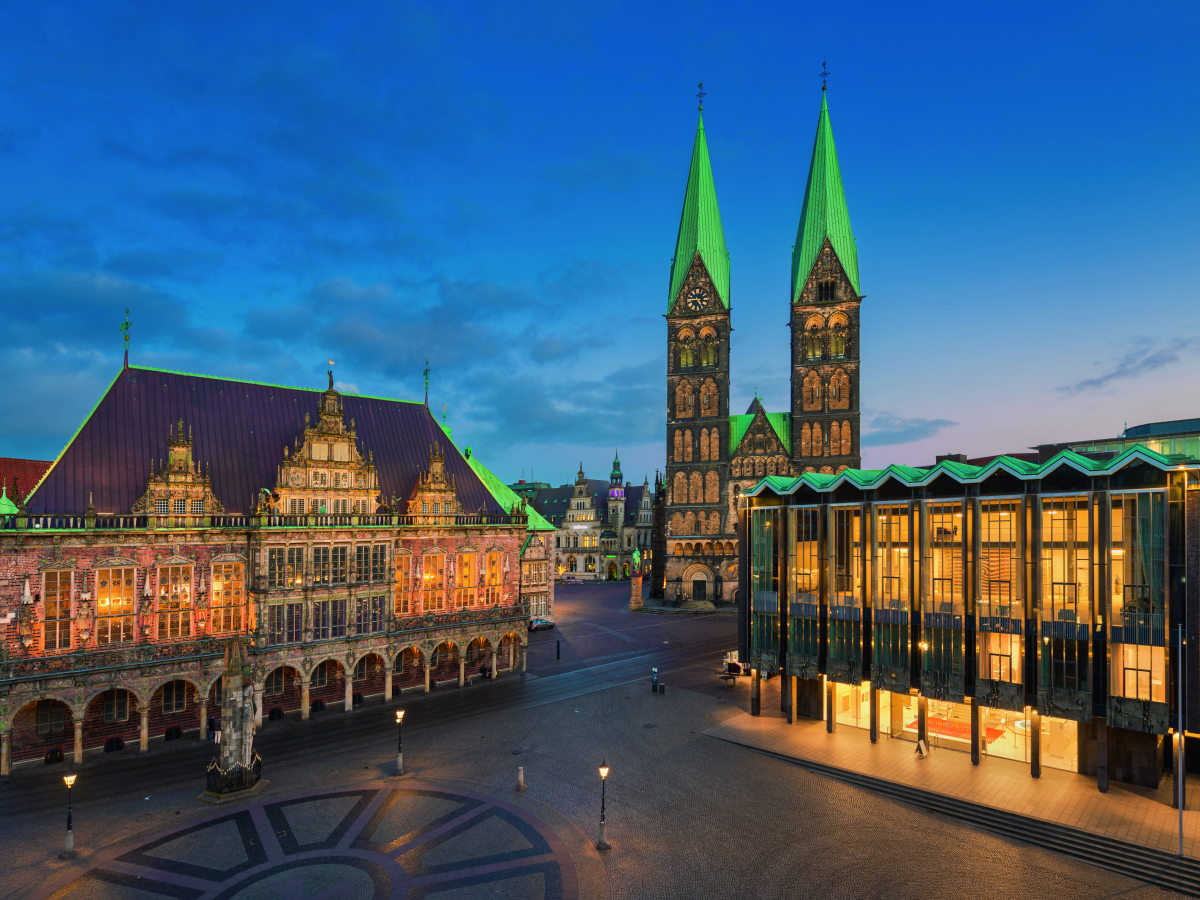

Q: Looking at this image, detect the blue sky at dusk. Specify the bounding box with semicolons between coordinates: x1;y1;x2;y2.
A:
2;2;1199;487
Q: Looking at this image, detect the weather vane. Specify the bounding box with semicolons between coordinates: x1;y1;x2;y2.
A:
119;307;132;366
696;79;705;111
442;403;447;427
820;59;829;91
423;359;430;406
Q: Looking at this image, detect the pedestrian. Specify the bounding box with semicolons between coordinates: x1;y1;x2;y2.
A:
207;715;217;741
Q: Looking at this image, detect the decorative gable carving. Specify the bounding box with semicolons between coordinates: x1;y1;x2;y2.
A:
796;238;858;305
731;410;791;479
406;443;461;524
131;419;225;515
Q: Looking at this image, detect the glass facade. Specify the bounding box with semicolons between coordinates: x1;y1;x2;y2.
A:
874;504;910;670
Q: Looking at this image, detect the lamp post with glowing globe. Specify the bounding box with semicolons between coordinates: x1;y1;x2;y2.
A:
596;761;611;851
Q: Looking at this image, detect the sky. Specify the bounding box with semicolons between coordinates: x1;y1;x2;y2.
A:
2;1;1199;488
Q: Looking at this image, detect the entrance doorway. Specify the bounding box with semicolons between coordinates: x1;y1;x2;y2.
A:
607;563;617;580
692;579;706;602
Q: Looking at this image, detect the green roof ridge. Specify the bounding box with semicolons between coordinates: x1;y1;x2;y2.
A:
668;112;730;311
792;94;859;300
462;448;555;532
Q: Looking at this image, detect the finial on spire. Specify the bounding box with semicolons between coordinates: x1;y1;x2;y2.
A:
820;59;829;91
442;403;447;427
696;79;705;111
423;359;430;406
119;307;132;367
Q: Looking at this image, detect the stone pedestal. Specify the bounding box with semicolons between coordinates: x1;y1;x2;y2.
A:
629;573;643;610
199;637;263;804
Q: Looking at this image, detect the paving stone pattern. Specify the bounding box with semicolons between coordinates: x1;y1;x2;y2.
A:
4;643;1186;900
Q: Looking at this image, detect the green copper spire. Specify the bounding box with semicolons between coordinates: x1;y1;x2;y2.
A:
668;111;729;311
791;94;859;301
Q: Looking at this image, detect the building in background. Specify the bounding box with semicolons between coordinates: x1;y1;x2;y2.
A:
0;365;532;775
1036;418;1200;462
514;454;655;581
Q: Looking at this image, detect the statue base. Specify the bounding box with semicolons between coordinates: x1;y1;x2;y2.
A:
198;778;270;806
629;573;644;610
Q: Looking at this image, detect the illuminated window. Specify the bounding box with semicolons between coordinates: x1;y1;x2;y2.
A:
157;566;192;639
155;498;169;515
42;570;71;651
395;555;413;615
210;563;245;633
191;499;204;515
485;552;502;604
456;552;477;607
174;498;187;515
96;567;135;645
423;554;445;610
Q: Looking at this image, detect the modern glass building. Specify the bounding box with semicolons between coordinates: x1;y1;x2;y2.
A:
738;445;1195;789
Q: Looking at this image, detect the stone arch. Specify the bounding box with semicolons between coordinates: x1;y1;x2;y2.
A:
755;457;765;477
827;312;848;328
350;651;387;701
81;687;142;754
499;632;521;673
8;697;78;764
260;664;303;717
683;511;696;534
703;541;713;555
429;641;460;685
830;421;841;455
670;511;683;535
801;423;811;456
393;645;427;690
704;471;719;503
767;457;777;476
684;429;694;462
673;472;687;505
681;563;715;603
804;466;816;474
688;471;702;503
673;430;683;462
465;636;493;675
829;369;850;410
684;542;694;556
699;428;709;461
147;674;204;705
840;420;852;455
731;459;741;477
812;422;824;456
836;465;849;474
709;429;721;461
673;542;683;555
820;465;834;475
803;370;822;411
725;541;736;555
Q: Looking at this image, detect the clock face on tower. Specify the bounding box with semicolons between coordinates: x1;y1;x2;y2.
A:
683;289;707;313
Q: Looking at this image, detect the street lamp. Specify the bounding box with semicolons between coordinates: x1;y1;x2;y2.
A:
395;710;406;776
61;770;77;858
596;760;611;851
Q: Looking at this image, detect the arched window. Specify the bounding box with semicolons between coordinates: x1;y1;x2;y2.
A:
830;421;841;455
756;458;765;477
812;422;824;457
704;471;719;503
704;542;713;555
804;466;816;474
732;459;741;477
684;429;693;462
673;542;683;555
806;328;822;360
831;328;846;358
709;429;721;461
710;511;722;534
689;471;702;504
841;420;852;456
829;371;850;411
699;379;718;417
699;428;709;461
767;457;776;476
674;380;694;418
684;542;694;556
673;430;683;462
819;465;834;475
683;512;696;534
680;342;694;368
567;556;577;572
670;512;683;534
673;472;687;505
803;371;821;411
801;423;811;457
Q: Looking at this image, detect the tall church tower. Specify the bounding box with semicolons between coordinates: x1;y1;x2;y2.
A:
790;92;863;474
664;103;734;604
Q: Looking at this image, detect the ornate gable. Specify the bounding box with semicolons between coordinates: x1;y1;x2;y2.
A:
406;443;462;524
268;372;380;516
131;420;225;515
796;238;858;306
731;407;792;480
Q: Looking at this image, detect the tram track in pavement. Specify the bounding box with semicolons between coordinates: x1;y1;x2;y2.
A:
0;634;734;817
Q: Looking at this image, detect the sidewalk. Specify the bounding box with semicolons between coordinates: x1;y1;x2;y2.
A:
704;706;1200;858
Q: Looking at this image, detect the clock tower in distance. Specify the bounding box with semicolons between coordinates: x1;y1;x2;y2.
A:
663;105;735;605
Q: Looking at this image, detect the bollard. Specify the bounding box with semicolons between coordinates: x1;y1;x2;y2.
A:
557;640;560;661
659;684;665;696
516;766;527;792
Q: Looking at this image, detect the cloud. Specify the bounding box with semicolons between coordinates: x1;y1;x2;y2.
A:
861;413;957;447
1056;336;1199;395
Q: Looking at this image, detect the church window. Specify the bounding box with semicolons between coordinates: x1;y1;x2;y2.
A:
812;422;824;457
312;443;328;461
831;328;846;358
699;379;718;417
818;280;836;303
703;342;716;366
211;562;245;633
699;428;709;462
155;498;169;515
710;429;720;460
732;459;741;477
684;429;694;462
680;342;694;368
705;471;719;503
756;458;765;477
97;567;135;645
806;328;822;360
830;372;850;411
767;458;777;476
841;420;852;455
675;380;695;418
673;472;687;505
830;421;841;456
689;472;702;504
174;498;186;515
332;443;349;462
683;512;696;534
673;430;683;462
803;371;822;410
162;680;188;714
157;566;192;639
42;571;71;651
801;424;811;457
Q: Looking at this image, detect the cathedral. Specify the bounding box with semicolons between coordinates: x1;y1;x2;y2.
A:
664;88;862;604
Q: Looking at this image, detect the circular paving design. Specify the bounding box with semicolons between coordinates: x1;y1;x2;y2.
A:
40;781;577;900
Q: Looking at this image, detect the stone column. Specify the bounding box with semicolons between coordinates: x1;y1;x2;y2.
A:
199;699;208;741
344;672;354;712
302;680;311;720
384;660;394;702
490;649;497;680
458;654;466;688
424;655;431;693
970;700;979;766
1097;717;1109;793
917;696;927;747
629;573;643;610
1030;708;1041;779
508;640;514;672
870;688;879;743
139;709;149;752
825;679;835;733
73;719;83;765
0;731;10;778
521;641;527;676
253;688;263;728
